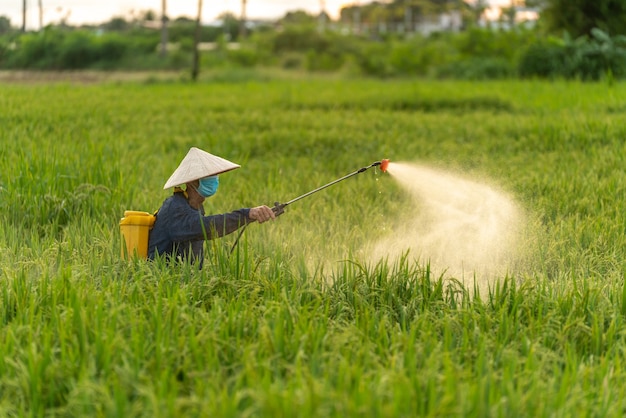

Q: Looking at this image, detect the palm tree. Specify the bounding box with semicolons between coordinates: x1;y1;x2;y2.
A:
22;0;26;32
353;0;361;34
191;0;203;81
239;0;247;40
160;0;168;57
38;0;43;29
470;0;488;24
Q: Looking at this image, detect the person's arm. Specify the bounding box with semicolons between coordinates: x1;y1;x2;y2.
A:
196;205;276;238
199;209;252;239
169;206;250;242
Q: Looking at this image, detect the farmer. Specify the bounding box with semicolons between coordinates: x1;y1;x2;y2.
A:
148;147;276;266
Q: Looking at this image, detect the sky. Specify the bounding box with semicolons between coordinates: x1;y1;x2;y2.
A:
2;0;351;30
3;1;519;30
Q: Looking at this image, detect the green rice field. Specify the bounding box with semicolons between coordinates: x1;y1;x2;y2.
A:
1;74;626;416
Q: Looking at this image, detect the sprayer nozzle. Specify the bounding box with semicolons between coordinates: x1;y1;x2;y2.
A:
380;159;390;173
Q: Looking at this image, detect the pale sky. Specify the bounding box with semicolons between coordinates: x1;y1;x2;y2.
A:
2;0;352;30
3;1;517;30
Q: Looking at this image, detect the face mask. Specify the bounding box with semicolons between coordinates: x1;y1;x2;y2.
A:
196;176;219;198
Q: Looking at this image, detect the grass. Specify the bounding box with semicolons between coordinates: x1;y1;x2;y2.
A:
1;75;626;416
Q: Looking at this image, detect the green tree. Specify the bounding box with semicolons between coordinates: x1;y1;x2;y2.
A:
0;15;12;34
539;0;626;37
280;10;317;26
218;12;240;40
103;16;130;31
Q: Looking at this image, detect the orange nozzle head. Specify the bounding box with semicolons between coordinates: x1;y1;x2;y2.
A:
380;159;390;173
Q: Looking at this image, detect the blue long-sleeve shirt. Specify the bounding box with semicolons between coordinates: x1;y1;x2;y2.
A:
148;192;250;266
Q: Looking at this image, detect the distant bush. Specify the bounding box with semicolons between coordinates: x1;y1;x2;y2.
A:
353;42;394;77
518;29;626;80
0;28;159;70
0;41;7;62
453;27;535;62
227;47;260;68
388;36;457;76
517;39;568;79
305;49;345;71
3;22;626;82
280;53;304;69
572;29;626;80
126;34;159;55
264;24;359;73
59;31;98;69
97;34;128;62
272;25;327;53
436;57;514;80
5;29;63;68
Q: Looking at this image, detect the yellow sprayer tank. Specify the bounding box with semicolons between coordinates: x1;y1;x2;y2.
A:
119;210;156;260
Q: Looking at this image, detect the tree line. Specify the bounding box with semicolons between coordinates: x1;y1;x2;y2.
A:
1;0;625;81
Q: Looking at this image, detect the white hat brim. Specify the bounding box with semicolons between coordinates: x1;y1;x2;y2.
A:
163;147;240;189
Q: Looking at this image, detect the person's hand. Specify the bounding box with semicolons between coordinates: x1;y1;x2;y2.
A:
272;202;285;217
249;205;276;223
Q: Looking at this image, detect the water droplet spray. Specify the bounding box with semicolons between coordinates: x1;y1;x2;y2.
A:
371;161;525;295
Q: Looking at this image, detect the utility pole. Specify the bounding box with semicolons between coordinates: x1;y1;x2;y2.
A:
160;0;168;57
38;0;43;30
404;4;412;35
191;0;203;81
22;0;26;32
353;1;360;34
239;0;247;40
318;0;326;33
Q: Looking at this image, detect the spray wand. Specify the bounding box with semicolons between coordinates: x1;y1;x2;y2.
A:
230;159;390;253
270;159;389;215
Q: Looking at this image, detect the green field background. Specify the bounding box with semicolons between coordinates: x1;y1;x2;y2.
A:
2;78;626;416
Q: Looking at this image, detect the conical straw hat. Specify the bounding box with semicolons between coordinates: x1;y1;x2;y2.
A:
163;147;240;189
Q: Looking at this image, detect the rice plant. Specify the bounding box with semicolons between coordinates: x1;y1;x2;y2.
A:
1;78;626;416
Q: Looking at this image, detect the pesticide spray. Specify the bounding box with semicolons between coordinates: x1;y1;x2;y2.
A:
370;161;524;294
231;158;527;294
